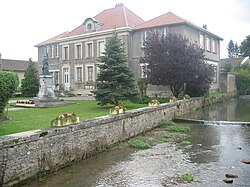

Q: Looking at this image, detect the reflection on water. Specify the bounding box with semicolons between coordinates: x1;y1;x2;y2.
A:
22;98;250;187
181;97;250;122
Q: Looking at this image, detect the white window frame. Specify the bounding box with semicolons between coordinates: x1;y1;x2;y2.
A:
55;44;59;58
62;45;69;60
50;45;54;58
212;39;216;53
163;27;169;37
49;69;60;85
85;42;93;58
75;43;82;59
140;63;148;78
97;40;105;57
206;36;211;52
75;65;83;82
85;64;95;82
141;30;147;47
200;34;204;49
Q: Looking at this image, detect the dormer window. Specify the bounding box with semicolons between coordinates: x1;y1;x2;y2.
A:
83;17;103;33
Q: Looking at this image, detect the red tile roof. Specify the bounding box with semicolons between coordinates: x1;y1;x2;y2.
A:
135;12;186;29
35;31;69;46
62;5;144;38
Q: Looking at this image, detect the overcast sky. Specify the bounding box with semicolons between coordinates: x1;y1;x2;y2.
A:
0;0;249;61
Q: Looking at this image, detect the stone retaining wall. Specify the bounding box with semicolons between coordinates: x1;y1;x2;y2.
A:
0;92;238;186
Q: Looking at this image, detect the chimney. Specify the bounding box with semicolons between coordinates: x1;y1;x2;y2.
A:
202;24;207;30
115;3;124;7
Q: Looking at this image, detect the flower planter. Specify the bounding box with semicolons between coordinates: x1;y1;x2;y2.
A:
110;108;125;115
16;103;36;107
52;117;80;127
148;103;159;107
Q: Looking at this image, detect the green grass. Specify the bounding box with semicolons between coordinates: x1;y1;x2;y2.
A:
208;92;223;98
160;120;176;127
179;140;192;146
180;173;194;183
128;139;150;149
0;100;147;136
165;125;190;133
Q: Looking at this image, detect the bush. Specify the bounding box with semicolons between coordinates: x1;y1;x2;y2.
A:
128;139;150;149
0;71;19;118
235;69;250;95
180;173;194;183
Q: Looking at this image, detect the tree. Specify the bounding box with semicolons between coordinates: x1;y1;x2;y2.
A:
93;32;138;106
227;40;235;58
234;42;239;58
240;35;250;57
141;32;214;98
0;71;19;119
21;58;39;97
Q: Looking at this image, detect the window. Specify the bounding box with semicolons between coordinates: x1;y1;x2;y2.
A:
63;46;69;60
75;44;82;59
163;27;169;37
206;36;211;51
200;34;204;49
54;71;59;84
140;63;148;78
55;45;59;57
142;30;147;46
76;67;83;81
87;66;93;81
50;45;54;58
212;39;216;53
86;43;93;58
98;41;105;56
63;68;69;83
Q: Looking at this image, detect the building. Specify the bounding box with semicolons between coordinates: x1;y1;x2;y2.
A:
0;53;38;85
35;4;223;96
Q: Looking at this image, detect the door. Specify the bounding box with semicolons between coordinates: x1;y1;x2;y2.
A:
63;68;70;91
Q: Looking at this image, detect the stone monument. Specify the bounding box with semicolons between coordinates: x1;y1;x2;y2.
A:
34;54;61;103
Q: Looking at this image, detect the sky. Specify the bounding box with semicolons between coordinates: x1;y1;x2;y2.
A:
0;0;249;61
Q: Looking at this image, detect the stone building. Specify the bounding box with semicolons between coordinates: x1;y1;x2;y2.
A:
35;4;223;96
0;53;38;85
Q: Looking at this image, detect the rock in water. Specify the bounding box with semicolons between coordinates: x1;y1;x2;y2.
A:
225;174;238;178
241;159;250;164
223;179;233;183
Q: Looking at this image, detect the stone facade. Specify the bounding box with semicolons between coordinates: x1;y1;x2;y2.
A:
0;92;237;187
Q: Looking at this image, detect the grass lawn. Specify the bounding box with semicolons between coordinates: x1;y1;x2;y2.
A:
0;100;148;136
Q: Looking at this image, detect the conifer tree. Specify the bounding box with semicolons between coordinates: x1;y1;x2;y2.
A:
21;58;39;96
93;32;138;105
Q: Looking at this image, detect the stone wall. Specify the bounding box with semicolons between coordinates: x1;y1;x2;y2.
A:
0;92;237;186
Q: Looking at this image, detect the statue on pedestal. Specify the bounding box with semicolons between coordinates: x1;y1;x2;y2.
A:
42;54;50;75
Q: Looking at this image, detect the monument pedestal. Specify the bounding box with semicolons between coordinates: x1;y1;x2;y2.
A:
34;75;61;103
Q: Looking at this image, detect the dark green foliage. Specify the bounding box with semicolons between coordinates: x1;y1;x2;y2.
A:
235;68;250;95
240;35;250;57
128;139;150;149
228;40;240;58
137;78;148;102
141;32;214;98
93;32;138;105
21;58;39;97
0;71;19;118
180;173;194;183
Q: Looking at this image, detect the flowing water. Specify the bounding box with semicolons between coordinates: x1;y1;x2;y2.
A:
22;97;250;187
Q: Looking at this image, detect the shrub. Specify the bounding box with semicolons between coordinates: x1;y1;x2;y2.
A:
128;139;150;149
235;69;250;95
179;141;192;146
180;173;194;183
0;71;19;118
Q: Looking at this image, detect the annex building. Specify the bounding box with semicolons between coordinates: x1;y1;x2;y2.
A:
35;3;223;97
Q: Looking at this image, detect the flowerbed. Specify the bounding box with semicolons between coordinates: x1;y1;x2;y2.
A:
16;100;36;107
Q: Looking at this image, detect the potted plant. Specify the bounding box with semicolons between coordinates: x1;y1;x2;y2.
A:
110;104;126;115
51;112;79;126
148;99;160;106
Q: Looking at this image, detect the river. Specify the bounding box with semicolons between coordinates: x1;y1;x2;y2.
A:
22;97;250;187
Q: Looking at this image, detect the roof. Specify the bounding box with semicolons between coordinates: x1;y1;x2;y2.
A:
135;12;186;29
220;57;250;68
35;31;69;47
62;5;144;38
1;59;38;72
